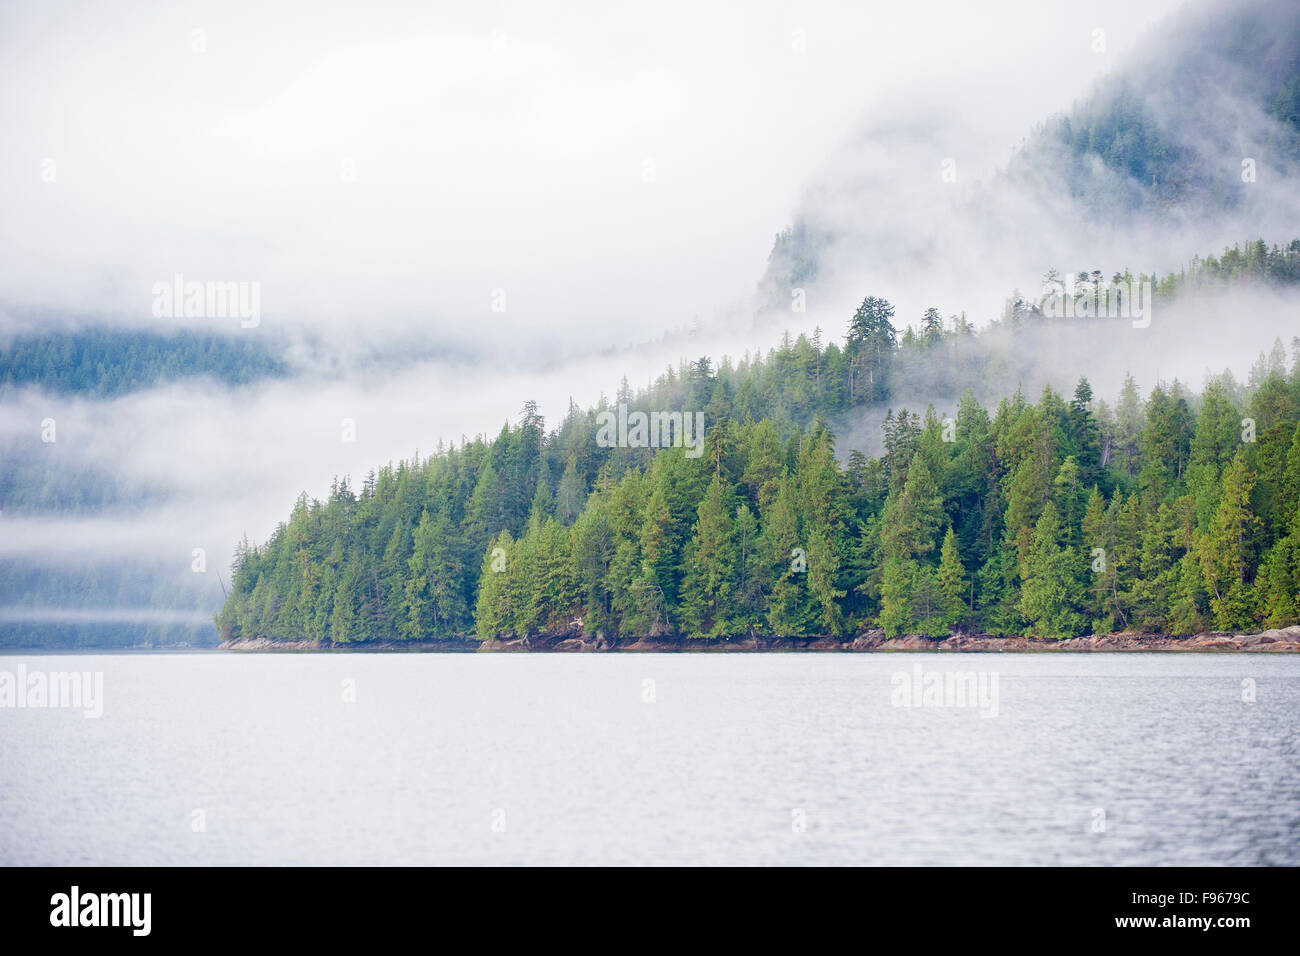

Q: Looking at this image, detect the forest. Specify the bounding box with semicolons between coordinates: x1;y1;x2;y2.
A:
1018;4;1300;216
216;241;1300;644
0;326;287;396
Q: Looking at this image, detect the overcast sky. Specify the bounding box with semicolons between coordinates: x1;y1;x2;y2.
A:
14;0;1300;602
0;0;1188;353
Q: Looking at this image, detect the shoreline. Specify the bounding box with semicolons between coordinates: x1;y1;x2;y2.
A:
217;625;1300;653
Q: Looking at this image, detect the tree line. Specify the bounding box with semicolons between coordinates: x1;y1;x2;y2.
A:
217;291;1300;643
0;327;287;397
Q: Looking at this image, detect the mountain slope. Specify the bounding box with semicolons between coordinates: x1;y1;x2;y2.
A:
759;0;1300;316
216;245;1300;646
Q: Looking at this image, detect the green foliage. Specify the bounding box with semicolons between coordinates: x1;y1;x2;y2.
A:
0;328;287;396
217;279;1300;645
1195;453;1260;630
1017;502;1088;639
937;526;969;628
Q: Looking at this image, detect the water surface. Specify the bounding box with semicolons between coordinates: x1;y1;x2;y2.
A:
1;652;1296;865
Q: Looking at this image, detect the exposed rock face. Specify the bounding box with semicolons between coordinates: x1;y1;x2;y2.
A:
220;625;1300;652
218;636;477;651
218;637;324;651
1182;626;1300;652
864;627;1300;652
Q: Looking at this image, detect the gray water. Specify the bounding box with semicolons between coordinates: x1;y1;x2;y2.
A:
1;652;1297;865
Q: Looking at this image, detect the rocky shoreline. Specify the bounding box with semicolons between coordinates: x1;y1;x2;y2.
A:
218;625;1300;652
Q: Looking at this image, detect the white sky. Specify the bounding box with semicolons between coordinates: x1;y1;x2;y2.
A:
11;0;1299;584
0;0;1187;354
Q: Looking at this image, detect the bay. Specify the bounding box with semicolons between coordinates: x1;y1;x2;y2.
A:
1;652;1296;866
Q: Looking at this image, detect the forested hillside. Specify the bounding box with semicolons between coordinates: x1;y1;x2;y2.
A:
217;244;1300;644
0;327;288;397
759;0;1300;307
1026;0;1300;215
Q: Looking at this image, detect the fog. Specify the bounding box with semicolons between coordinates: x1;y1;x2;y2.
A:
0;0;1184;356
5;0;1300;626
766;0;1300;336
4;280;1295;580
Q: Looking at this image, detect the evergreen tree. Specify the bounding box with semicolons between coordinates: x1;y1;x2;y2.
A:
937;525;969;628
680;477;741;638
474;531;514;639
762;475;816;636
1018;502;1088;639
214;276;1300;649
1196;453;1260;630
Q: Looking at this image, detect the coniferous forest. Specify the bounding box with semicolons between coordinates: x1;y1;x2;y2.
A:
216;243;1300;646
0;327;288;396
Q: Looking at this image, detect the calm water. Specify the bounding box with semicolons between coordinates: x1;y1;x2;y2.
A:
1;652;1297;865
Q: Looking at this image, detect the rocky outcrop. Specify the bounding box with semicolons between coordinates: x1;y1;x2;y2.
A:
219;637;325;651
221;625;1300;652
219;636;477;651
1183;625;1300;652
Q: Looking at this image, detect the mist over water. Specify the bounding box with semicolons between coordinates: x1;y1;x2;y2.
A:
2;0;1299;639
3;283;1296;631
3;0;1300;885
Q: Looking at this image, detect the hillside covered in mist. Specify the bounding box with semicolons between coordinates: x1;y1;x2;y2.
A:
216;244;1300;645
7;0;1300;648
759;0;1300;324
